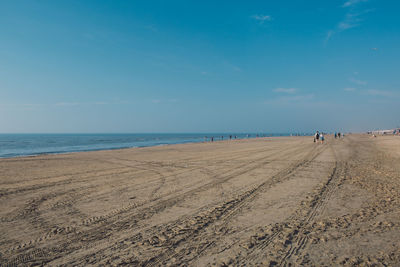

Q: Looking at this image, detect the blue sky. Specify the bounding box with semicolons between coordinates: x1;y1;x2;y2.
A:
1;0;399;133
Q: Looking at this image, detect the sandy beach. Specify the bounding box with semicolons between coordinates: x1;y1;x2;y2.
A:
1;134;399;266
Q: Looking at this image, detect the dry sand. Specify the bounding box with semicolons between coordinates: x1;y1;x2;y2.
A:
1;134;400;266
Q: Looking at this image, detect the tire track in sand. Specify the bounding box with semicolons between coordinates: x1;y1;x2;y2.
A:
236;143;348;266
1;143;314;266
2;145;284;256
111;145;326;266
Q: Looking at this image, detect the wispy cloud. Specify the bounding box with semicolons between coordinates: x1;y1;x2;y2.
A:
325;0;370;43
251;15;272;24
325;30;334;43
365;89;394;97
344;88;397;97
342;0;368;8
338;13;363;30
349;77;367;85
268;88;315;104
273;88;297;94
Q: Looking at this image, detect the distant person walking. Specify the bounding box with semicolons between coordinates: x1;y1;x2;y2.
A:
314;131;320;143
320;133;325;143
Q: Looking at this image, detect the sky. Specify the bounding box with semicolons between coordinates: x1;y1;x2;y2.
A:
0;0;399;133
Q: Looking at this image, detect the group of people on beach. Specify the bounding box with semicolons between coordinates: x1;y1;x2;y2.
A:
334;132;343;139
314;131;344;143
205;135;238;142
314;131;325;143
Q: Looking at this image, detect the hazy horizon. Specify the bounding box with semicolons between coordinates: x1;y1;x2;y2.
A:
1;0;399;133
0;132;314;135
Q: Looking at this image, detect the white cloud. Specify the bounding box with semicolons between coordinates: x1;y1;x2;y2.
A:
325;30;334;43
325;0;370;43
349;77;367;85
365;89;394;97
338;21;358;30
326;13;362;41
342;0;368;8
344;87;357;91
273;88;297;94
338;12;363;30
251;15;272;23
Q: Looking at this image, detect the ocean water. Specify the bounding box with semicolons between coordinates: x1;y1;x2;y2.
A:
0;133;297;158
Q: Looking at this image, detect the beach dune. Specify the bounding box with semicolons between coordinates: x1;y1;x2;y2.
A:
1;135;400;266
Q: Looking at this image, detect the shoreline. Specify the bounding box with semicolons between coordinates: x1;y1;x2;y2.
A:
0;134;306;159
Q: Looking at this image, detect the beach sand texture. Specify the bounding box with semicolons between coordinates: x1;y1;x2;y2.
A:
1;135;400;266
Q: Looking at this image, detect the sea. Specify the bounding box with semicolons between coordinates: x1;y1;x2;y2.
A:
0;133;306;158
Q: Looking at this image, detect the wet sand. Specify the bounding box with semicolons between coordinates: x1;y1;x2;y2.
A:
1;134;400;266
